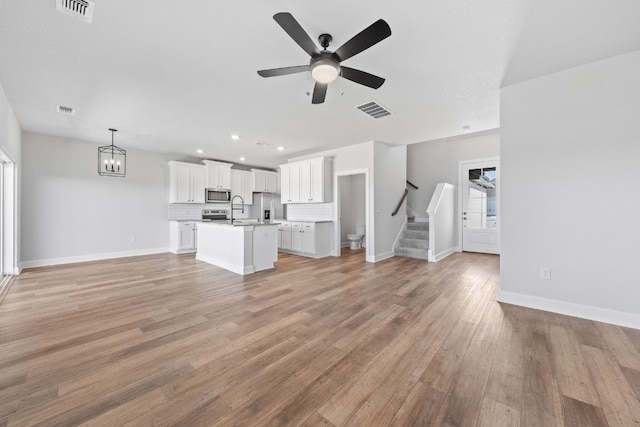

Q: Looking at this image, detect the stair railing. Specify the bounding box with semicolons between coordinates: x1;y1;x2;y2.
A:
391;180;419;216
391;189;409;216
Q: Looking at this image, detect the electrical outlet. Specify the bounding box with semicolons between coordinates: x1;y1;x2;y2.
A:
130;236;136;244
540;267;551;280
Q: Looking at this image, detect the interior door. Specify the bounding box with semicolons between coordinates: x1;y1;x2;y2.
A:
461;160;499;254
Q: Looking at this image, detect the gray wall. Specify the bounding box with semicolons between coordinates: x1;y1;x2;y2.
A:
500;49;640;324
373;142;407;258
21;132;177;266
407;130;499;218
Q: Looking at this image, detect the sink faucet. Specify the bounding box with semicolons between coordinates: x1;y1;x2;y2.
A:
230;195;244;222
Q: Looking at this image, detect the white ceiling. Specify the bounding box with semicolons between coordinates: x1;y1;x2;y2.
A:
1;0;638;168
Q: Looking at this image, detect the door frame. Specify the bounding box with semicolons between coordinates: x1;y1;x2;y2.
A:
334;169;370;260
457;157;500;253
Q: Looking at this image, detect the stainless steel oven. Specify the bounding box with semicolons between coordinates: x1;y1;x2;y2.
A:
201;209;228;222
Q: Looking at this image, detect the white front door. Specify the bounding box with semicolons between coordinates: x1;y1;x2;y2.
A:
461;159;500;254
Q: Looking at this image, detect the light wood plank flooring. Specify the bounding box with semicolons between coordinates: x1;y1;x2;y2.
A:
1;249;640;426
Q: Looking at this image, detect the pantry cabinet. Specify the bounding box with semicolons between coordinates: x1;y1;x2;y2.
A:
169;161;205;204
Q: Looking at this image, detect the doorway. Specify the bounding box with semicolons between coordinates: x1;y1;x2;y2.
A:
459;158;500;254
335;169;369;260
0;149;17;301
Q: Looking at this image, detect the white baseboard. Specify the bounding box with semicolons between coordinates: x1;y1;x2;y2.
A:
20;247;170;270
195;253;253;275
369;251;394;263
497;290;640;330
428;247;456;262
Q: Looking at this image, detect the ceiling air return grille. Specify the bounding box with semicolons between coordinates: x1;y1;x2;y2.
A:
56;0;95;24
355;101;392;119
56;105;76;116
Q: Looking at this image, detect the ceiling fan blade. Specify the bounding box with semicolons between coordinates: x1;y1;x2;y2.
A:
311;81;328;104
333;19;391;62
340;67;385;89
273;12;320;57
257;65;309;78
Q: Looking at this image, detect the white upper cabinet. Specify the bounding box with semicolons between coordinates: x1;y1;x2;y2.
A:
169;161;205;203
204;160;232;189
280;162;300;203
280;157;332;204
231;169;253;205
251;169;278;193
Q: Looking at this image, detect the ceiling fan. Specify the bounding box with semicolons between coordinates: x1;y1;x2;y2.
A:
257;12;392;104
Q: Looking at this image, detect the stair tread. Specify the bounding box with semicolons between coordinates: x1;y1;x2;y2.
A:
395;247;429;260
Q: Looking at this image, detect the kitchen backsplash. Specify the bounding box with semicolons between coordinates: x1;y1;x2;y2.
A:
168;202;331;221
168;203;249;221
286;203;334;221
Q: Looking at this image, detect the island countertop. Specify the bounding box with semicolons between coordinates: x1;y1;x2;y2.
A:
198;220;278;227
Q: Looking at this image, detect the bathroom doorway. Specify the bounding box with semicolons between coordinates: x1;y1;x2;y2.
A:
335;170;369;260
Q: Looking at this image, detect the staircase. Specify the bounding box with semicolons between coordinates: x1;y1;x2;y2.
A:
395;220;429;260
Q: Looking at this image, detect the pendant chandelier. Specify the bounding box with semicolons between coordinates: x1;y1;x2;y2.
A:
98;128;126;177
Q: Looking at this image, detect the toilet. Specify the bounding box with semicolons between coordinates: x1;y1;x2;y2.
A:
346;224;365;250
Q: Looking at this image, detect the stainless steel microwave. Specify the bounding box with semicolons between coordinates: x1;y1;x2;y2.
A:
205;188;231;203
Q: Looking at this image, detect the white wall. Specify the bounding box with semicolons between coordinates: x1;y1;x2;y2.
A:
427;183;457;262
407;130;500;218
373;142;407;261
0;81;21;273
21;132;178;267
289;141;408;261
500;50;640;328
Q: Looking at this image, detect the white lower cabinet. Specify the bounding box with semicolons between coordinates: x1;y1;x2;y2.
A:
169;221;198;254
291;222;303;252
277;221;331;258
278;222;292;250
301;223;316;253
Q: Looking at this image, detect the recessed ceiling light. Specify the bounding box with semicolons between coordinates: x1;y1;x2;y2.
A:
462;125;471;132
239;157;246;161
277;146;284;151
231;134;240;140
196;149;203;154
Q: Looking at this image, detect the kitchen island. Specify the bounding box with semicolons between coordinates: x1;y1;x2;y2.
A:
196;221;278;275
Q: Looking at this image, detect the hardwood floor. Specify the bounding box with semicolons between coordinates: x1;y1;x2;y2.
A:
1;249;640;426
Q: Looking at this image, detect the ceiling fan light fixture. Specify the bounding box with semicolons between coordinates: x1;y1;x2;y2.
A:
311;59;340;84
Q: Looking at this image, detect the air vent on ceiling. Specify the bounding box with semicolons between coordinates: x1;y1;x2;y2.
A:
56;0;95;24
355;101;392;119
56;105;76;116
